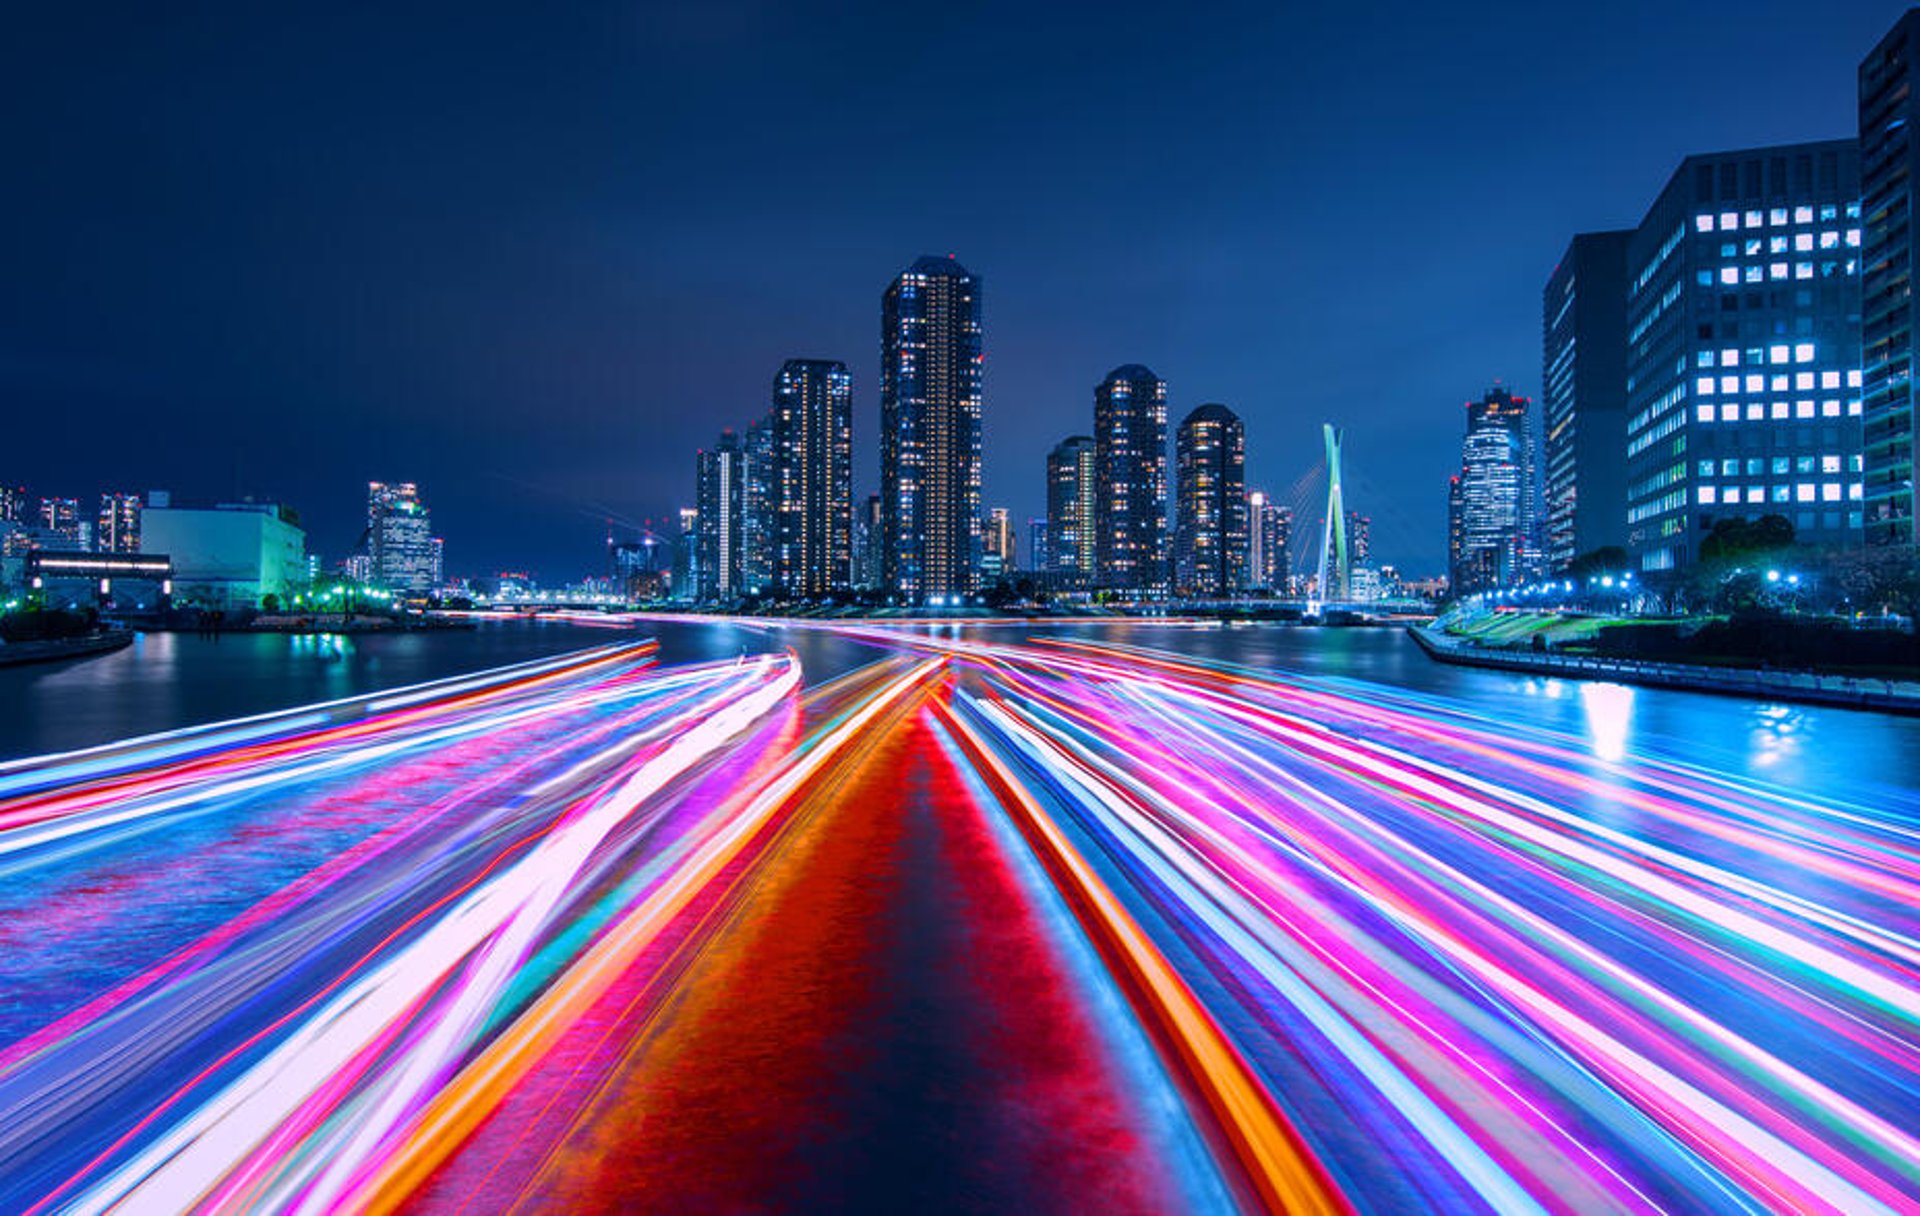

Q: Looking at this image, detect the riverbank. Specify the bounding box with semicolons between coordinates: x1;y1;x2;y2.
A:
1410;623;1920;714
0;630;133;669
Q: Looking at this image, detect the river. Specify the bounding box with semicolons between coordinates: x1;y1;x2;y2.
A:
2;618;1915;802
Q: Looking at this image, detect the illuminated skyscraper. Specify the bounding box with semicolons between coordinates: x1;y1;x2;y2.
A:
1093;365;1168;596
1451;388;1529;593
695;430;744;601
1623;141;1862;572
741;413;775;596
1046;434;1096;584
367;482;435;593
1543;230;1632;572
1862;13;1920;547
770;358;853;597
96;492;142;554
1173;403;1247;598
1345;510;1372;566
37;497;82;550
880;255;982;603
982;506;1015;579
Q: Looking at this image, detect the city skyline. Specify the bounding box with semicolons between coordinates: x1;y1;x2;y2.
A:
2;4;1913;579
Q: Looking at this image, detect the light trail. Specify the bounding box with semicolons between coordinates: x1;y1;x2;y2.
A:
0;627;1913;1213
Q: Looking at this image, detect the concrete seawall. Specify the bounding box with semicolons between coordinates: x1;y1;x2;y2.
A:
1409;625;1920;715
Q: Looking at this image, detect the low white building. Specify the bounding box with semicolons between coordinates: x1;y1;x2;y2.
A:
141;502;307;612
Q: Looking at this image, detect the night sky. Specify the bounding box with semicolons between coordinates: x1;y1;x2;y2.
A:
1;2;1908;580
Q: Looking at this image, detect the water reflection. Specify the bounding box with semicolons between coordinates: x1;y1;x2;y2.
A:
1579;682;1636;762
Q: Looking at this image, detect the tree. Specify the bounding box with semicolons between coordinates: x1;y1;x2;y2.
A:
1566;546;1629;580
1699;514;1795;562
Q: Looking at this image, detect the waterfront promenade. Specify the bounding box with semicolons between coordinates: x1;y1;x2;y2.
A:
0;623;1916;1212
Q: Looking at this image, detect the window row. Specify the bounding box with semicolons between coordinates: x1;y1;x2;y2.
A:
1694;400;1862;421
1703;260;1856;284
1694;203;1860;232
1696;371;1861;394
1697;483;1862;504
1698;455;1860;476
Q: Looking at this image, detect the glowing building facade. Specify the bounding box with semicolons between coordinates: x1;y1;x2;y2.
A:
880;255;982;603
1093;364;1168;597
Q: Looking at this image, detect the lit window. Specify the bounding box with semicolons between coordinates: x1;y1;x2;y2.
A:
1745;238;1764;256
1822;399;1840;417
1771;208;1789;225
1795;343;1815;362
1847;369;1863;387
1696;214;1715;232
1721;458;1740;476
1820;204;1838;221
1849;399;1863;415
1747;487;1767;504
1698;486;1717;505
1721;349;1740;366
1770;236;1788;253
1795;263;1813;279
1747;374;1766;392
1851;454;1864;472
1769;345;1791;364
1796;401;1815;419
1771;375;1789;392
1822;483;1841;502
1846;228;1861;247
1720;267;1740;285
1744;266;1764;283
1770;401;1789;420
1699;459;1717;477
1769;263;1788;280
1797;456;1817;474
1795;372;1815;390
1696;403;1715;422
1745;210;1763;228
1696;270;1714;286
1822;455;1841;473
1721;403;1740;421
1821;370;1840;388
1722;211;1740;229
1697;351;1716;368
1847;201;1861;219
1794;233;1813;252
1772;485;1791;502
1797;483;1816;502
1696;377;1716;395
1850;482;1865;500
1721;375;1739;393
1794;205;1814;223
1746;403;1764;420
1771;456;1791;474
1820;231;1840;249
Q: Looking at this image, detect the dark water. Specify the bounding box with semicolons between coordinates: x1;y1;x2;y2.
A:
2;620;1917;804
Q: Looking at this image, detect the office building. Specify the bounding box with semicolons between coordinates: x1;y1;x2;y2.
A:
770;358;854;596
141;502;306;611
672;506;699;603
982;506;1015;579
1346;510;1372;567
695;430;745;602
1028;518;1048;578
1093;365;1168;596
1446;474;1466;591
880;255;983;603
1173;403;1247;598
1543;230;1633;572
1452;386;1531;594
1250;496;1293;593
742;412;775;596
1046;435;1096;584
1862;13;1920;546
1623;140;1863;572
37;498;83;550
366;482;436;594
96;492;142;554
